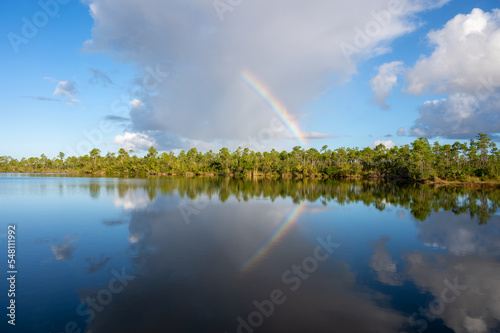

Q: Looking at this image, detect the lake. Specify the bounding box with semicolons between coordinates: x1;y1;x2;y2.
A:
1;174;500;333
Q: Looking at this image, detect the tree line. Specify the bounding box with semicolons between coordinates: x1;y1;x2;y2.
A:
2;133;500;182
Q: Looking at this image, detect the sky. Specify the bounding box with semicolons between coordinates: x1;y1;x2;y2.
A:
1;0;500;159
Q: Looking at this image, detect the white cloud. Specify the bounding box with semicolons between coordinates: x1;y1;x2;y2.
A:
370;139;395;149
53;80;80;105
404;8;500;137
129;98;144;110
414;212;500;257
113;131;156;151
369;237;402;286
397;127;405;136
85;0;448;149
370;61;404;109
405;252;500;333
53;81;77;97
403;212;500;333
406;8;500;96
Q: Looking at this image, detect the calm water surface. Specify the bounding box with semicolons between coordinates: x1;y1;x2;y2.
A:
1;174;499;333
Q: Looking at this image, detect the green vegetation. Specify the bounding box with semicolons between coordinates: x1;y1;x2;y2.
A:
2;133;500;183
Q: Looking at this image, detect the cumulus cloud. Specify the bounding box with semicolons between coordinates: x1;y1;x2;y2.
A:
405;8;500;138
113;131;156;151
370;139;395;149
53;80;79;105
397;127;405;136
406;8;500;95
84;0;448;149
370;61;404;109
410;94;500;138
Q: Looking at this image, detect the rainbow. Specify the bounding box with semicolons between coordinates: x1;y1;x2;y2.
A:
241;70;307;146
239;203;307;272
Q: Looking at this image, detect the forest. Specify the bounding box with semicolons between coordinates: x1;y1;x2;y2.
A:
2;133;500;183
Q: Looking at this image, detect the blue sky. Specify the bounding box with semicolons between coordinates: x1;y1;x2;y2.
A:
1;0;499;159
